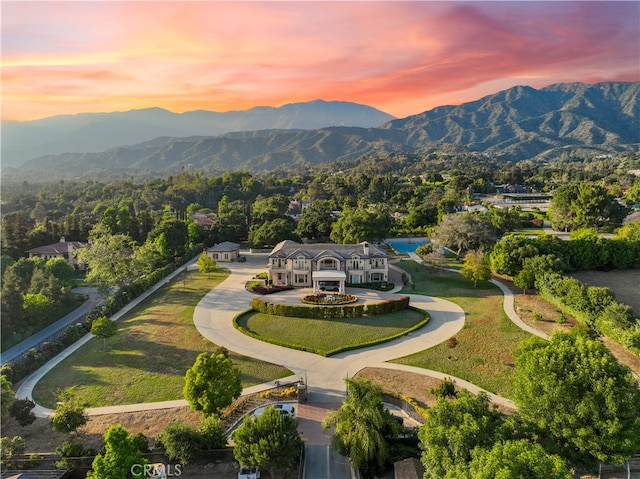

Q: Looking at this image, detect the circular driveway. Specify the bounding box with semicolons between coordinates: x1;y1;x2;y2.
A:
193;252;466;402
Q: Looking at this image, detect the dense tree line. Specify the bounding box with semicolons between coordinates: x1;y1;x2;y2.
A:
2;156;638;355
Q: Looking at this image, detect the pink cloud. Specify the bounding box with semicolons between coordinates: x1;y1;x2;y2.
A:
2;1;638;120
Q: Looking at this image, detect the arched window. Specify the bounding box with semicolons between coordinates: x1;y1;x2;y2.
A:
319;258;338;270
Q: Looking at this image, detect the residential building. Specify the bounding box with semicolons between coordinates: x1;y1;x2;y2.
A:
268;240;388;293
27;237;87;269
206;241;240;262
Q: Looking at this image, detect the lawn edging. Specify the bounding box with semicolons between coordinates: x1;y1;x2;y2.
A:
233;306;430;357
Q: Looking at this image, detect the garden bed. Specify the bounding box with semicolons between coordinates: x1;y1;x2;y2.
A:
301;293;358;305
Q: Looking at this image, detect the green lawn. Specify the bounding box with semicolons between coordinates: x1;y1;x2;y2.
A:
392;261;531;398
33;270;292;408
236;309;428;356
511;227;546;236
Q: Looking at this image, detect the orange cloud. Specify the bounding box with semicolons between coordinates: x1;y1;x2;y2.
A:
2;1;638;121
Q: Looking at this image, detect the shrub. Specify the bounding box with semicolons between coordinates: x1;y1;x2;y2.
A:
447;337;458;348
9;398;36;426
155;418;225;464
430;378;457;399
131;432;150;454
0;436;26;469
155;421;203;464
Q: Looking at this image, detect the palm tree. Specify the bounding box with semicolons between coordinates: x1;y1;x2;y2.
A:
322;378;399;476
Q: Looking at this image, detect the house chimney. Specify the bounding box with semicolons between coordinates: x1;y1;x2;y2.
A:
60;236;66;243
363;242;370;256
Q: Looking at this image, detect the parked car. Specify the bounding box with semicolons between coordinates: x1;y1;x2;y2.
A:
238;467;260;479
237;255;246;262
251;403;296;420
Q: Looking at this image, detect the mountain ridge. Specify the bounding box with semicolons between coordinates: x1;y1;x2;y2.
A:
3;82;638;181
1;100;396;168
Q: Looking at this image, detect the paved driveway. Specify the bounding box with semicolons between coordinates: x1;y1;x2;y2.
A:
193;252;465;479
193;252;466;402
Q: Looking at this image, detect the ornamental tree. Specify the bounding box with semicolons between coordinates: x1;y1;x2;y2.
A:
419;390;507;479
513;329;640;467
50;397;88;436
197;253;217;278
460;251;491;287
87;425;147;479
464;439;572;479
233;406;303;477
183;352;242;416
91;316;118;351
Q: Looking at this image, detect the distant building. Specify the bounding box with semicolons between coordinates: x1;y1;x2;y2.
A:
27;237;87;270
206;241;240;262
190;212;217;228
495;184;533;194
267;240;388;293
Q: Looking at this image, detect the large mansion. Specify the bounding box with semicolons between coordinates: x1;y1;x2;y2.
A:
268;240;388;293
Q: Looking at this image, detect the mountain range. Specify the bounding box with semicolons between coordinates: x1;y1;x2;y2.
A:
2;82;638;181
1;100;395;168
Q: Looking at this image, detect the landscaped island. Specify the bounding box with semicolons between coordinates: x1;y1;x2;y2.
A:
234;294;428;356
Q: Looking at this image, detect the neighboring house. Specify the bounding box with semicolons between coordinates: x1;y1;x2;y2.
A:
191;212;217;228
206;241;240;262
27;237;87;270
268;240;388;293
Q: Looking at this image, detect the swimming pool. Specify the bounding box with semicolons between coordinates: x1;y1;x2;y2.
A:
385;237;429;254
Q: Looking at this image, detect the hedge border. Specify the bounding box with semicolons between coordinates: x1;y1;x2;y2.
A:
251;295;411;320
232;306;430;357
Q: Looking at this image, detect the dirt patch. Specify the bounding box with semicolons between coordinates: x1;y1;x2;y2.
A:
1;406;203;453
355;367;516;415
571;269;640;315
510;282;640;378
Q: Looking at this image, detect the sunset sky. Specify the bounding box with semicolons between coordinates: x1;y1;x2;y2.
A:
2;1;639;122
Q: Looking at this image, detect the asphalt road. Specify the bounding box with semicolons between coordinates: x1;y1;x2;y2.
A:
1;287;102;365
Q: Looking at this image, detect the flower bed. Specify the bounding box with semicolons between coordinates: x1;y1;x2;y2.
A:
301;293;358;305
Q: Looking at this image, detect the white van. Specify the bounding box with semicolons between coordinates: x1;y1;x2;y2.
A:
252;403;296;420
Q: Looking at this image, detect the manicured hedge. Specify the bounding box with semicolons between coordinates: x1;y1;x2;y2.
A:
233;306;430;357
251;295;410;319
491;234;640;277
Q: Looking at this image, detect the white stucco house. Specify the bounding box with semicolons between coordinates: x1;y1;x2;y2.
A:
267;240;388;293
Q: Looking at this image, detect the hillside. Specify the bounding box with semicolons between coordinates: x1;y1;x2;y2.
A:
3;82;638;181
1;100;396;168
